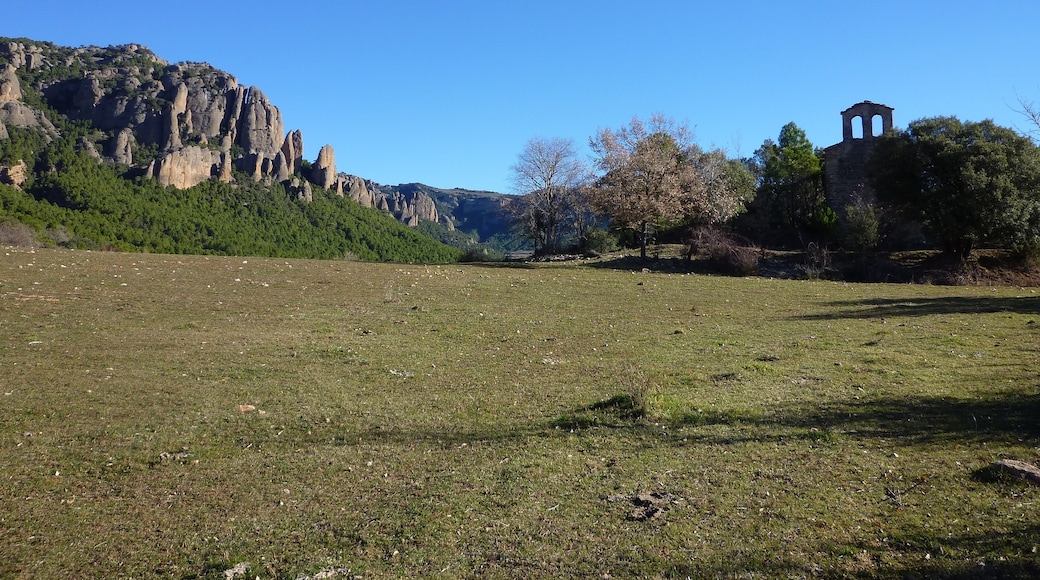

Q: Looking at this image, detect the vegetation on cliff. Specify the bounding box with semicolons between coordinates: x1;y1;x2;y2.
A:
0;128;461;262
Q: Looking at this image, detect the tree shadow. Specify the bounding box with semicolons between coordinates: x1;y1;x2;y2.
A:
646;521;1040;578
582;253;725;274
815;522;1040;579
553;387;1040;449
678;390;1040;447
462;260;538;270
797;296;1040;320
801;391;1039;444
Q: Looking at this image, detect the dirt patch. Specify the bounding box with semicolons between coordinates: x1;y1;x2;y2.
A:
606;491;684;521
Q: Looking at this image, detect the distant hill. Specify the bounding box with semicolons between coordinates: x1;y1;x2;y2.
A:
0;37;520;259
386;184;526;253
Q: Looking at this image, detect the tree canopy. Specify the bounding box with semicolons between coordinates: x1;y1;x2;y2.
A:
748;122;830;243
588;115;745;259
869;116;1040;259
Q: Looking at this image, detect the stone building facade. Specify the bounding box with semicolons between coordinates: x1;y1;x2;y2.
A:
822;101;894;212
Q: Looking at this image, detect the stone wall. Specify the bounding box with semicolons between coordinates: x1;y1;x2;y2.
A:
822;101;894;212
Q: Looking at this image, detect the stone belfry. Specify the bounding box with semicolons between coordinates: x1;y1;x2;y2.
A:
822;101;894;211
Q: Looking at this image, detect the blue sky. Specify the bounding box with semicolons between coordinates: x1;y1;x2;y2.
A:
5;1;1040;193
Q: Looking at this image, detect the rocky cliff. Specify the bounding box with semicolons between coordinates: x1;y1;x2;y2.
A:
0;38;463;231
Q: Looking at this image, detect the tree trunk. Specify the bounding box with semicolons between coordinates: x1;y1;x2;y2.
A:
640;221;648;261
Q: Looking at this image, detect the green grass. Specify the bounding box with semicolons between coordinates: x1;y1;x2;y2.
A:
1;248;1038;578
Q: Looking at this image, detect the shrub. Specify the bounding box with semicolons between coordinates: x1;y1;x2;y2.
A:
0;218;36;247
579;228;618;256
686;226;760;276
614;365;656;420
44;227;72;247
459;247;493;262
841;197;880;251
798;242;833;279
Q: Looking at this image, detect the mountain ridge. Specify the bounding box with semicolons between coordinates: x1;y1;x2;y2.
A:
0;37;520;255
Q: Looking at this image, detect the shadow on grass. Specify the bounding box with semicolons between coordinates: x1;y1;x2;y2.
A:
820;522;1040;580
238;383;1038;453
798;296;1040;320
462;260;538;270
738;390;1040;446
584;254;709;274
552;393;649;429
658;521;1040;579
552;389;1040;448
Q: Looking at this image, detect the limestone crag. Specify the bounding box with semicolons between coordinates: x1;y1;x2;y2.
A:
0;160;28;188
237;87;283;157
393;189;439;226
108;128;134;165
0;38;473;229
311;144;337;189
11;46;287;188
287;177;313;203
281;130;303;176
0;100;60;141
1;41;45;70
272;150;290;182
150;146;225;189
0;62;58;140
342;175;375;207
353;179;441;226
0;64;22;102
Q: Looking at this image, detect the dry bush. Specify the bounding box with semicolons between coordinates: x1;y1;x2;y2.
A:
686;226;760;276
45;227;72;247
0;219;36;247
798;242;833;279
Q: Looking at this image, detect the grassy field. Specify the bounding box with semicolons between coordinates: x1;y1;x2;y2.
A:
1;247;1038;579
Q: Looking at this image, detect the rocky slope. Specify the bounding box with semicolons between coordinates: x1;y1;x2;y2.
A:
0;38;513;237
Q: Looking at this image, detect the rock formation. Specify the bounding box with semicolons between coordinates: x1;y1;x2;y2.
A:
73;76;102;112
287;177;312;202
0;160;28;188
0;61;58;141
393;188;439;226
312;144;336;189
0;38;480;231
281;130;303;175
0;101;60;141
272;150;290;182
150;146;223;189
237;87;283;158
163;82;189;150
342;175;375;207
108;128;134;165
217;152;233;183
0;64;22;102
79;136;101;161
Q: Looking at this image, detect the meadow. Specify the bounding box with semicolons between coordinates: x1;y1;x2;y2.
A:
1;247;1038;578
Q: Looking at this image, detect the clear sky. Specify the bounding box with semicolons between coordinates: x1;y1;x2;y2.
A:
5;1;1040;193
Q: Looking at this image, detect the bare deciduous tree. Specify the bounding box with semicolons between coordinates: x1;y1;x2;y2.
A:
691;148;752;225
1015;94;1040;142
508;137;589;254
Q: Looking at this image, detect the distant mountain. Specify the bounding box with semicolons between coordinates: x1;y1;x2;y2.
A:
386;184;526;253
0;37;520;258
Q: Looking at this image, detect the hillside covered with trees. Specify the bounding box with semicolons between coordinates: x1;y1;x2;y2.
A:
0;37;485;262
